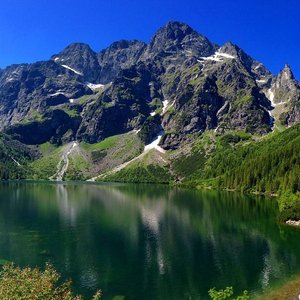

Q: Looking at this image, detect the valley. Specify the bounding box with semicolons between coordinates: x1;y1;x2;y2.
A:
0;20;299;224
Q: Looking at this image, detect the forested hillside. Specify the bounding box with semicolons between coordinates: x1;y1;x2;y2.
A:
173;125;300;220
179;125;300;193
0;133;35;179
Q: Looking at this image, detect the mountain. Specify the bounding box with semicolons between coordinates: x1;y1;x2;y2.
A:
0;20;299;216
51;43;102;83
1;21;298;146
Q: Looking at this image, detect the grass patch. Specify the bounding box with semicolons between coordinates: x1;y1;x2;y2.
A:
30;145;62;179
103;164;172;184
81;135;119;152
64;154;90;181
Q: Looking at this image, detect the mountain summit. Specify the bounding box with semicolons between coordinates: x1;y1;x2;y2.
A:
0;21;299;149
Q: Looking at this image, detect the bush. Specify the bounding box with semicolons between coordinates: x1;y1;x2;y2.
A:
278;192;300;222
208;287;249;300
0;263;101;300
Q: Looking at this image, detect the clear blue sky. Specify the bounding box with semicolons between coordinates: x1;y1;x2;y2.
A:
0;0;299;79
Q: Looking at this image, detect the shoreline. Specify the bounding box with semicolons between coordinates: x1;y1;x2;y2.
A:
286;220;300;227
2;178;300;228
255;276;300;300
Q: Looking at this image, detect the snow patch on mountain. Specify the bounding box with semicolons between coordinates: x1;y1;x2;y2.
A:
144;134;165;153
199;50;236;63
256;79;267;84
50;92;66;97
254;64;262;70
61;65;83;75
162;100;169;115
87;83;105;91
266;88;275;103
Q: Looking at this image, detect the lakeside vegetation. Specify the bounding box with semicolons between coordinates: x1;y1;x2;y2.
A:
0;123;299;222
0;133;34;180
0;264;101;300
172;125;300;222
4;263;300;299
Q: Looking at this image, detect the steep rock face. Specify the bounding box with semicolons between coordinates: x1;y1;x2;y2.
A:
77;64;153;143
52;43;101;83
141;21;217;63
97;40;146;83
272;64;298;104
161;75;222;149
0;20;299;149
268;65;300;126
138;114;162;144
0;61;91;129
201;43;271;133
5;109;81;145
158;42;272;148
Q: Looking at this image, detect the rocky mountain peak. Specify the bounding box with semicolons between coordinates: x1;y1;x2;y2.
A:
52;43;100;82
0;20;299;148
218;42;239;56
274;64;297;91
52;43;96;63
218;42;256;72
158;20;195;37
278;64;295;82
57;42;92;53
97;40;146;83
108;40;146;51
271;64;299;120
142;21;217;60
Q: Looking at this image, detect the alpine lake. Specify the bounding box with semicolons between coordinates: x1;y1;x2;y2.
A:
0;181;300;300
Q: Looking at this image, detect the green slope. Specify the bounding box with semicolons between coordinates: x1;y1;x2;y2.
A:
0;133;36;179
172;125;300;221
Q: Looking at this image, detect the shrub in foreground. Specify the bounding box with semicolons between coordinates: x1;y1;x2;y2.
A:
0;263;101;300
208;286;249;300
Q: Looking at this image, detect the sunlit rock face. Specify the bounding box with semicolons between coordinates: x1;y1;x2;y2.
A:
0;21;299;147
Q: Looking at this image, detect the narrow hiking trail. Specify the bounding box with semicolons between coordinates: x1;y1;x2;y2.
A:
50;141;79;181
87;134;166;182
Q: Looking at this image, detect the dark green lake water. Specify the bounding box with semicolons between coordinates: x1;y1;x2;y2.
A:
0;182;300;299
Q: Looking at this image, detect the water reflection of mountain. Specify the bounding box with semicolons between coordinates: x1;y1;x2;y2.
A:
0;182;300;299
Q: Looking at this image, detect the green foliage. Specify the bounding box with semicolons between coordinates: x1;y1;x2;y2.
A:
278;192;300;221
208;287;249;300
30;110;45;122
173;126;300;220
81;135;119;152
39;142;57;155
103;164;171;184
179;125;300;195
20;110;45;124
0;263;101;300
181;65;204;86
214;126;300;194
234;95;254;108
64;154;90;181
76;90;103;105
149;98;163;111
0;134;33;180
60;107;80;118
91;150;107;162
30;145;62;179
172;149;206;178
218;132;251;146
